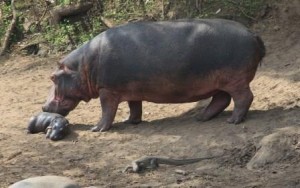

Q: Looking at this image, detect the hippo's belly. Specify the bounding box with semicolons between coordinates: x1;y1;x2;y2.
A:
113;78;219;103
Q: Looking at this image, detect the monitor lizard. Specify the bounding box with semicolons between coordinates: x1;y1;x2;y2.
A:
123;155;220;173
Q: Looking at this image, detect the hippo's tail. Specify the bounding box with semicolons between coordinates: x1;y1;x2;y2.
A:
255;35;266;60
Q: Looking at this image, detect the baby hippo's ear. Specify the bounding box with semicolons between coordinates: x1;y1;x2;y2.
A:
57;62;64;69
45;127;52;139
65;119;70;126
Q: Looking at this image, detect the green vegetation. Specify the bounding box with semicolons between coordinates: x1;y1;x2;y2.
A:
43;17;105;50
104;0;147;23
0;1;24;47
0;3;12;43
0;0;266;53
56;0;72;5
198;0;265;20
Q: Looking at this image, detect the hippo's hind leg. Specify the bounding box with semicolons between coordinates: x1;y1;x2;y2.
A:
197;91;231;121
226;86;253;124
91;89;120;132
124;101;142;124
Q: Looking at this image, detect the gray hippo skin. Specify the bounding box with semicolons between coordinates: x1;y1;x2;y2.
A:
42;19;266;132
28;112;70;140
9;175;80;188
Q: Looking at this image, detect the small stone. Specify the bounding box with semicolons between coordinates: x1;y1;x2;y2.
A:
273;25;280;31
175;169;188;176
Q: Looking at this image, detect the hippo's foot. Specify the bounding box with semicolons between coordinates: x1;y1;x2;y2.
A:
227;116;245;124
123;118;142;124
196;91;231;122
91;124;111;132
127;101;142;124
195;114;211;122
225;87;253;125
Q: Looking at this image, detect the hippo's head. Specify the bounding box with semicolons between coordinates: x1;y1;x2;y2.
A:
42;61;90;116
46;117;70;141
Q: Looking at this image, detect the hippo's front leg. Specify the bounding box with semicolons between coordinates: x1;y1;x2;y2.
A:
91;89;120;132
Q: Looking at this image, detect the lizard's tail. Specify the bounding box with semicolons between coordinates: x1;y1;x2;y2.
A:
160;157;212;166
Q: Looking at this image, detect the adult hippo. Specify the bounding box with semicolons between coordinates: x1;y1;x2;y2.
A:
42;19;265;132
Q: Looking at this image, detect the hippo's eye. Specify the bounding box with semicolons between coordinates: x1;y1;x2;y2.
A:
57;62;64;69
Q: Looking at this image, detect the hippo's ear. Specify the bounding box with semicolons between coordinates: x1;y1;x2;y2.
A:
57;62;65;70
50;74;57;83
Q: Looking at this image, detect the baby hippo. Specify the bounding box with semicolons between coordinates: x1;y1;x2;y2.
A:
28;112;70;141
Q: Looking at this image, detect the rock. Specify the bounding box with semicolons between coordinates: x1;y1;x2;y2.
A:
23;18;36;32
247;127;300;170
175;169;188;176
37;43;51;57
9;175;80;188
273;25;280;31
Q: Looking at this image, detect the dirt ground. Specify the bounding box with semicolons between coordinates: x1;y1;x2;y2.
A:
0;1;299;187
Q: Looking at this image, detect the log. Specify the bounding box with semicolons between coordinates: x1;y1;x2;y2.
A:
0;0;17;56
100;16;114;28
50;2;93;25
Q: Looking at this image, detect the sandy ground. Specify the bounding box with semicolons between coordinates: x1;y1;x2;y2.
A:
0;1;299;187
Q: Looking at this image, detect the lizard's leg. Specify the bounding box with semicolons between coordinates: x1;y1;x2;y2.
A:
132;162;140;172
149;158;159;169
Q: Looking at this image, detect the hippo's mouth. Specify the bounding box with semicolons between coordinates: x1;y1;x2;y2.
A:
54;95;76;105
42;96;75;116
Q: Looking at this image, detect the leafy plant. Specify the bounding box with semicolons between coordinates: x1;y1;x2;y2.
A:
0;3;12;40
1;0;267;53
43;17;105;50
197;0;265;21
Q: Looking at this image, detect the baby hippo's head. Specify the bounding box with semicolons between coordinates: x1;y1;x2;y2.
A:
46;117;70;141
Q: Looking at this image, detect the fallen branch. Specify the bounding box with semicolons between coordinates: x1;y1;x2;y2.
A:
100;16;114;28
0;0;17;56
50;2;93;25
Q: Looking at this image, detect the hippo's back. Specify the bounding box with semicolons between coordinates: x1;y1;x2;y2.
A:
101;19;258;65
86;19;261;86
